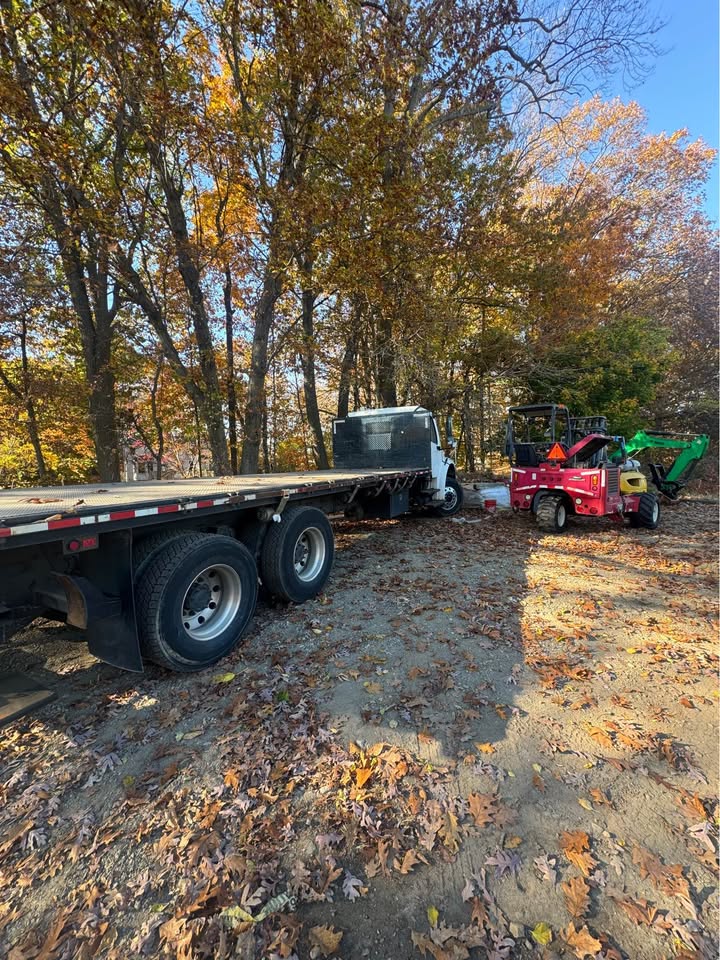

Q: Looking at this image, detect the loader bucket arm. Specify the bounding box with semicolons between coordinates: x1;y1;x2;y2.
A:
620;430;710;500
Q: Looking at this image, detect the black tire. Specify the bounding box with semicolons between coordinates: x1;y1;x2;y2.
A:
260;506;334;603
135;533;258;671
629;493;660;529
431;478;464;517
133;528;199;583
536;495;568;533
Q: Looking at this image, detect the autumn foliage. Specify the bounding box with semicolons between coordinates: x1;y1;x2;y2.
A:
0;0;715;483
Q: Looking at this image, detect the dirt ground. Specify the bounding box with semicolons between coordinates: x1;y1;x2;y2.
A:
0;496;717;960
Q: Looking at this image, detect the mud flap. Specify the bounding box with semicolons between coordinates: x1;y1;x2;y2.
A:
75;530;143;672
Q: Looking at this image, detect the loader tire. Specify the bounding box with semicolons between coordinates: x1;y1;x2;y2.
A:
629;493;660;529
536;495;568;533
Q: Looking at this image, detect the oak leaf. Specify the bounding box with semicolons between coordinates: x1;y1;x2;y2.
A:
562;922;602;959
308;925;343;956
467;793;497;827
562;876;590;918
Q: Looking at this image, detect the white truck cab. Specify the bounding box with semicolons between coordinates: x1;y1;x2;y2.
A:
333;406;463;516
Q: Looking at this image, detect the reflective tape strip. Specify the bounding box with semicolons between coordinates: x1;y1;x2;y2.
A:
0;495;242;539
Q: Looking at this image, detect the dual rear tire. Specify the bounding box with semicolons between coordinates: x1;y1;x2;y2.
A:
132;507;334;672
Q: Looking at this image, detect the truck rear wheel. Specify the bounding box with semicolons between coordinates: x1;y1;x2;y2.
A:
432;478;464;517
135;533;258;671
260;506;334;603
536;495;568;533
629;493;660;529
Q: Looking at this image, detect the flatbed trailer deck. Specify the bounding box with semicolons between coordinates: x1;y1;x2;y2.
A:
0;469;427;545
0;406;463;684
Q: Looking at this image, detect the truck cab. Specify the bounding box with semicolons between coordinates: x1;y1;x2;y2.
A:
332;406;462;516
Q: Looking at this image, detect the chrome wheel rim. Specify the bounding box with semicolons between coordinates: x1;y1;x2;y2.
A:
557;504;566;527
293;527;326;582
652;501;659;523
181;563;242;641
442;484;458;512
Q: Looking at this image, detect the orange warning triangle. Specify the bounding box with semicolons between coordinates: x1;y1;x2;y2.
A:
547;443;567;461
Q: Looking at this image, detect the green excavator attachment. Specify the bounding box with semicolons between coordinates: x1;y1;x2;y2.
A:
612;430;710;500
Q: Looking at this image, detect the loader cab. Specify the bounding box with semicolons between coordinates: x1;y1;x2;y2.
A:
505;403;572;467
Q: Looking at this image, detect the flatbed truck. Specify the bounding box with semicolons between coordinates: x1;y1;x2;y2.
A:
0;406;462;674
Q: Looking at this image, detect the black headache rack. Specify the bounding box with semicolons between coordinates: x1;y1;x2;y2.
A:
333;407;435;471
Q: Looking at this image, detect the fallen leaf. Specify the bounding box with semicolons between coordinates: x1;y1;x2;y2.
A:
562;922;602;959
531;921;553;945
427;905;439;928
585;724;613;750
467;793;497;827
562;876;590;918
395;849;421;875
475;742;496;755
532;772;546;793
578;798;593;811
308;925;343;956
354;767;373;789
213;672;236;683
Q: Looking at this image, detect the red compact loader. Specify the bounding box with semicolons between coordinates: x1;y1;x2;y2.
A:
505;404;660;533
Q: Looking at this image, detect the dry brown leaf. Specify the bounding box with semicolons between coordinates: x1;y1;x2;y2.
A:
589;788;611;806
440;810;461;853
562;876;590;918
467;793;497;827
394;849;421;875
631;846;692;905
677;790;707;821
562;922;602;959
560;831;597;877
585;724;613;750
611;896;658;927
308;925;343;956
475;741;496;754
354;766;373;789
560;830;590;854
532;772;546;793
470;897;488;928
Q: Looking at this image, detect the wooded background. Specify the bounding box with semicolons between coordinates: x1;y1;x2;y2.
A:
0;0;716;483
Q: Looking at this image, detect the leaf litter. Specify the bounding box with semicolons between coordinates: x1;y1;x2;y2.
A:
0;501;717;958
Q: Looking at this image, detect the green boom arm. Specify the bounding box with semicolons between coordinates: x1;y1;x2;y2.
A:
617;430;710;499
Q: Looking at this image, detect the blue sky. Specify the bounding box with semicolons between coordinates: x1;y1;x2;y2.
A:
606;0;719;222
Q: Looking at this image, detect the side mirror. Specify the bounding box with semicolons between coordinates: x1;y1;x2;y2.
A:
445;414;456;449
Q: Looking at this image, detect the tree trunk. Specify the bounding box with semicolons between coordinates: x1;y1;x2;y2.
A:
376;310;398;407
462;388;475;472
223;266;239;474
337;300;361;419
150;144;229;475
240;266;283;473
151;357;164;480
50;212;120;481
299;281;329;469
